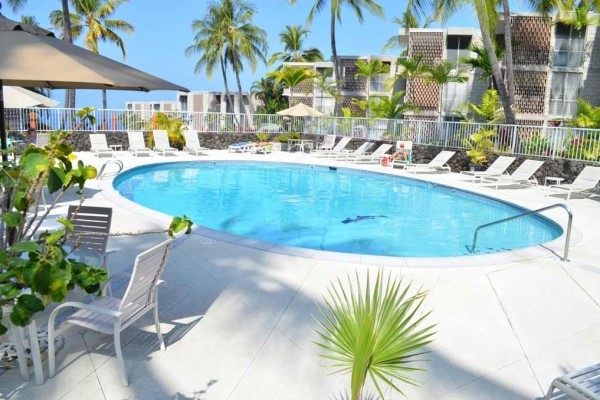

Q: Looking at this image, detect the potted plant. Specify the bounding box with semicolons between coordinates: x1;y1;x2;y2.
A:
465;128;496;171
271;133;288;151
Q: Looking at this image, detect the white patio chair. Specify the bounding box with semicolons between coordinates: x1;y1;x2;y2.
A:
482;159;544;189
312;137;352;157
152;130;178;156
48;239;173;387
546;166;600;201
460;155;516;182
89;134;114;158
389;140;413;168
127;131;151;157
404;150;456;173
228;141;252;153
35;133;50;147
183;130;208;156
335;141;375;161
66;205;113;294
545;363;600;400
346;143;393;163
312;134;336;152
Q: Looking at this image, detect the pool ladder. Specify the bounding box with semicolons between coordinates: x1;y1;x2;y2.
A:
97;159;124;179
470;203;573;261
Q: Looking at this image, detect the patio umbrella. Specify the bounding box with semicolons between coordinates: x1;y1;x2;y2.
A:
0;13;189;160
276;103;324;117
3;86;59;108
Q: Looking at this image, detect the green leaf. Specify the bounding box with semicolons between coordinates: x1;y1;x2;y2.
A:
57;217;74;231
19;153;51;178
9;241;38;253
2;211;23;227
10;294;44;327
47;167;66;193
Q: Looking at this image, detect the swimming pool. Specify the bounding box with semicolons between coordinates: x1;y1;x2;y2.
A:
113;161;562;257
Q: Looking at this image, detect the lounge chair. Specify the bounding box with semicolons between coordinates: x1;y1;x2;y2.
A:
313;134;336;152
228;142;252;153
48;239;173;387
127;131;151;157
152;130;178;156
389;140;413;168
89;134;114;158
460;155;516;182
545;362;600;400
546;165;600;201
334;141;375;161
183;130;208;156
404;150;456;173
251;143;272;154
346;143;393;163
312;137;352;157
482;160;544;189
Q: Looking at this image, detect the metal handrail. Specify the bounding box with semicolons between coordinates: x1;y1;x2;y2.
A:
98;160;123;179
470;203;573;261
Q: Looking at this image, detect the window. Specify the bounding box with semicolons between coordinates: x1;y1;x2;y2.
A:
549;71;581;117
126;103;132;110
446;35;472;67
553;23;586;67
369;73;388;93
153;103;160;111
179;95;188;112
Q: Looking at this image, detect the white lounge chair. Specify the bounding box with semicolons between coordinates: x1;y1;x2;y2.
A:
545;363;600;400
127;131;151;157
546;166;600;201
152;130;178;156
228;141;253;153
346;143;393;163
312;137;352;157
389;140;413;168
89;134;114;158
460;155;516;182
404;150;456;173
48;239;173;387
335;142;375;161
183;130;208;156
312;134;336;152
482;159;544;189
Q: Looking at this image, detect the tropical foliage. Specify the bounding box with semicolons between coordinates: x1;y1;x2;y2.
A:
187;0;268;117
268;65;318;102
457;89;506;123
315;270;435;400
289;0;384;115
460;41;505;89
50;0;135;109
569;98;600;129
370;91;418;119
150;113;186;149
465;129;496;165
354;59;390;115
268;25;324;65
250;77;287;114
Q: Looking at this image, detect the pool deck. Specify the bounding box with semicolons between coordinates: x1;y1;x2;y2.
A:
2;149;600;400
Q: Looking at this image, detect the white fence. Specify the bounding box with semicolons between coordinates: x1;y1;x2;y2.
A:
6;107;600;162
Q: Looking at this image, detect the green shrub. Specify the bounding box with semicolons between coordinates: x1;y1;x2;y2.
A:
276;133;288;143
288;132;301;140
521;134;551;156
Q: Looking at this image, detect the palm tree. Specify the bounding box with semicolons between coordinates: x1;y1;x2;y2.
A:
460;41;505;89
250;77;287;113
268;25;324;65
6;0;75;108
423;61;468;121
186;2;236;117
268;65;318;106
50;0;134;110
370;91;418;119
354;59;390;113
19;15;39;26
410;0;517;124
289;0;384;115
219;0;268;117
570;98;600;129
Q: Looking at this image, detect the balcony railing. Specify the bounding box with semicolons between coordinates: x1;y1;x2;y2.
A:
6;107;600;163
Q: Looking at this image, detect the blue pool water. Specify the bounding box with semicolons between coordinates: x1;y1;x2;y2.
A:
113;162;562;257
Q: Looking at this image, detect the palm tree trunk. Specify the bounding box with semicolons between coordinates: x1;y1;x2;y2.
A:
220;56;238;125
61;0;76;110
234;69;247;128
330;10;341;116
502;0;516;104
478;14;516;124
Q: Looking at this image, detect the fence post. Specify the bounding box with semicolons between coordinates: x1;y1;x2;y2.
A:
510;125;518;154
443;121;449;147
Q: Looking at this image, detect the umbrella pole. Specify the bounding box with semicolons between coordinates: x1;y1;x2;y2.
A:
0;80;8;162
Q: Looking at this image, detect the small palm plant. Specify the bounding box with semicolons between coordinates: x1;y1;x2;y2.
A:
315;270;435;400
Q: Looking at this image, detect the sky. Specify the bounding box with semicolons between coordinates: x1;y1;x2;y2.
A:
1;0;526;109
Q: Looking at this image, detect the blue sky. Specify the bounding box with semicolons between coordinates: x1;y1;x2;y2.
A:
2;0;525;109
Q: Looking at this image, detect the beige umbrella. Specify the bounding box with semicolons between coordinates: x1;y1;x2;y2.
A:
0;14;189;159
276;102;324;117
3;86;59;108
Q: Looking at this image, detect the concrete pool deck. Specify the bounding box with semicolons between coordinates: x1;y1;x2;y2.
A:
1;149;599;400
